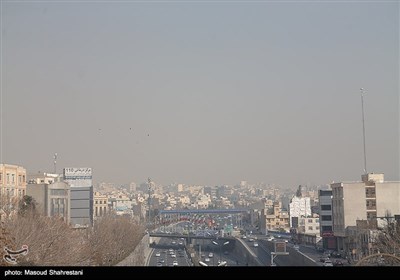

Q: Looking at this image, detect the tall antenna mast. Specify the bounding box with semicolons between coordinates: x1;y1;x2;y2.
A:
148;177;152;228
360;88;367;174
53;153;58;174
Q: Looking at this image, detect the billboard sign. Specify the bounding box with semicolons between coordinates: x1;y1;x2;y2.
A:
274;241;288;255
64;167;92;187
64;168;92;177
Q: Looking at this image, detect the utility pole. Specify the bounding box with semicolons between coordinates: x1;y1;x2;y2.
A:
360;88;368;174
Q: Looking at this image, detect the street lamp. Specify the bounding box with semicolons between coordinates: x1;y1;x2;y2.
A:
212;240;230;265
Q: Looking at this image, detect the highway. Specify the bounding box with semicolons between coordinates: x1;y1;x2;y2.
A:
148;237;192;267
193;239;244;266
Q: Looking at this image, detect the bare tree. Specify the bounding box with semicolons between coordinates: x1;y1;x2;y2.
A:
87;213;144;266
375;218;400;257
4;212;91;266
2;195;145;266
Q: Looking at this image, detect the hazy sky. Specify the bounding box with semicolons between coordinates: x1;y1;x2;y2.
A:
1;0;399;188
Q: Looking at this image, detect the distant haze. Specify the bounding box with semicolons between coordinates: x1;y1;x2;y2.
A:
1;1;399;188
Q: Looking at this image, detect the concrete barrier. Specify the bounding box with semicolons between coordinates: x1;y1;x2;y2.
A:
233;238;263;266
116;234;160;266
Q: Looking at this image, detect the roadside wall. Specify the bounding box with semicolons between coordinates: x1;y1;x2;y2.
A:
233;238;262;266
116;234;158;266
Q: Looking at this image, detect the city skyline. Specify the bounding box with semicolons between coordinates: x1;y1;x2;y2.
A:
1;1;399;188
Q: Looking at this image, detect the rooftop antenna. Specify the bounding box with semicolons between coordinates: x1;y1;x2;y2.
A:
360;88;367;174
53;153;58;174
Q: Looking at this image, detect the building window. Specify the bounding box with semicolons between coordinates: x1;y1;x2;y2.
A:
321;205;331;211
308;219;313;223
367;212;377;219
322;226;332;232
0;173;2;182
308;226;313;230
23;175;25;183
6;173;10;184
366;188;376;198
321;215;332;221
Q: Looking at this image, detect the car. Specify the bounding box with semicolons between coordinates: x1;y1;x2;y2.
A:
331;251;341;258
253;243;259;247
172;260;178;266
204;258;210;262
334;260;344;266
323;260;333;267
208;253;213;258
171;254;176;258
293;245;300;251
155;252;161;257
156;262;163;267
320;257;330;263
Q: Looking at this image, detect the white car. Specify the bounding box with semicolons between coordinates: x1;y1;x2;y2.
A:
172;260;179;266
293;245;300;251
205;258;210;262
208;253;213;258
253;243;259;247
323;260;333;267
155;252;161;257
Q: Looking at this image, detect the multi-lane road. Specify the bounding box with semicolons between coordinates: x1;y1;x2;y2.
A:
148;237;192;267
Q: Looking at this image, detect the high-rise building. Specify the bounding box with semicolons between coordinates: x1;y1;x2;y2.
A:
63;168;93;227
0;163;27;200
318;189;335;250
331;173;400;252
289;196;311;227
129;182;137;193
